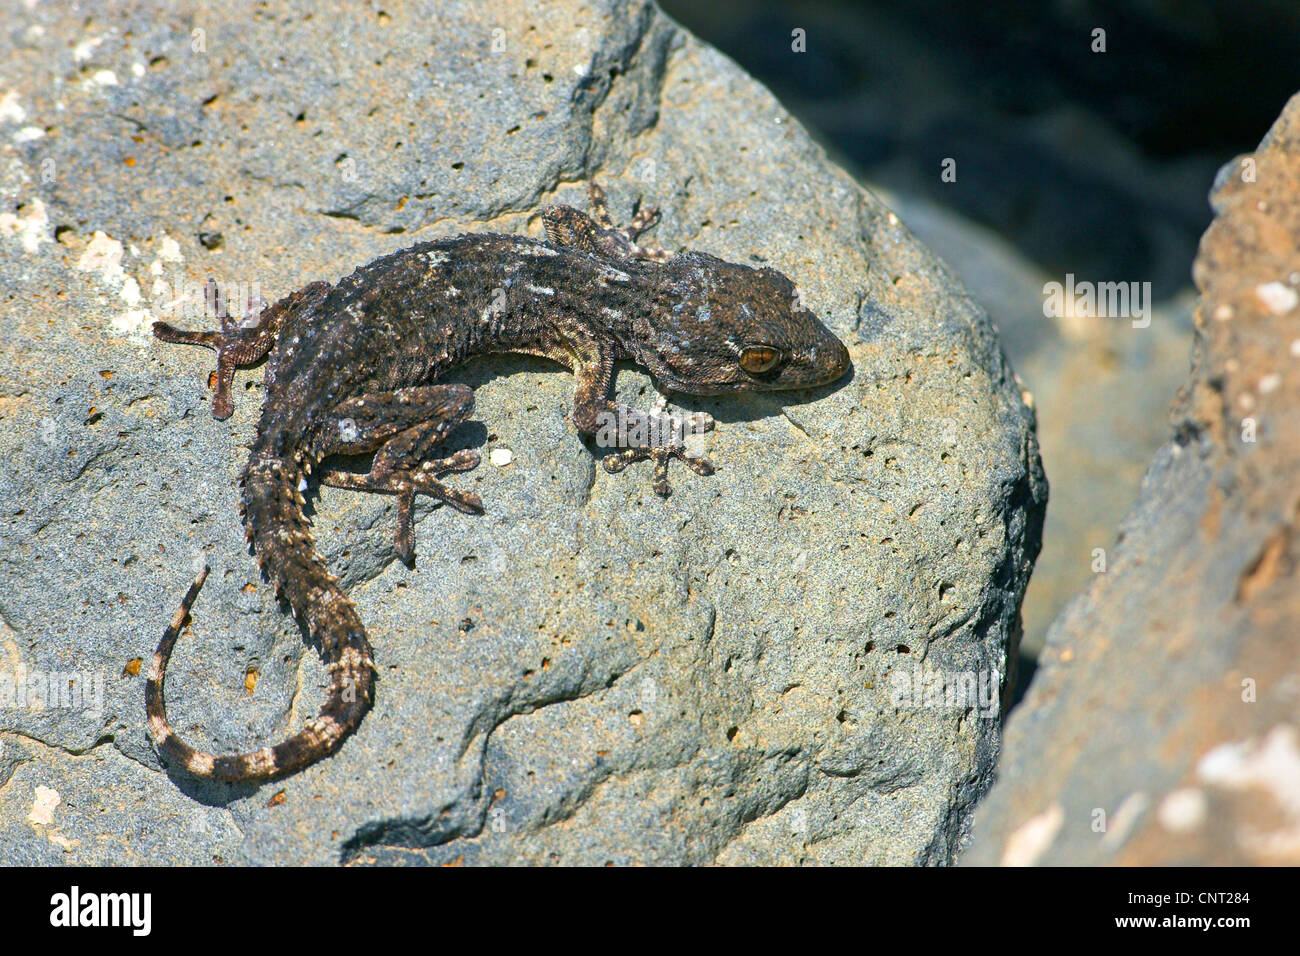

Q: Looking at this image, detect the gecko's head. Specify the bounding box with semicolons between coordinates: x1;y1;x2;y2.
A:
637;253;852;396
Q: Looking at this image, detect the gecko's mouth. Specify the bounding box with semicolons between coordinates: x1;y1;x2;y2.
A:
798;336;853;388
748;336;854;393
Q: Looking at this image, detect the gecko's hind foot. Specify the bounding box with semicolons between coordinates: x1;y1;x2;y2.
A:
152;279;286;419
393;459;484;564
322;448;483;564
410;449;484;514
601;445;715;498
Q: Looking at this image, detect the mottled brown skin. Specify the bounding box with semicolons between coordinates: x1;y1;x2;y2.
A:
145;184;851;783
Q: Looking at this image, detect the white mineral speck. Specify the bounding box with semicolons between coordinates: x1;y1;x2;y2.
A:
0;91;27;123
0;198;51;253
1157;788;1208;833
1256;281;1298;315
73;37;103;62
159;235;183;262
27;785;60;826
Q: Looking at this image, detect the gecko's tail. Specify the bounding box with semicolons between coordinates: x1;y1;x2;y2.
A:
145;452;375;783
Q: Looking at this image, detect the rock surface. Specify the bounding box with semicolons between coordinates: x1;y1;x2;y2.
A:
664;1;1275;676
0;0;1043;865
963;92;1300;866
874;185;1196;672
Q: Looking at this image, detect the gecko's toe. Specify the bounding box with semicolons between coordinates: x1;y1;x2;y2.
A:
152;321;222;349
422;448;480;474
602;446;714;497
441;488;485;515
600;448;638;475
391;486;419;565
680;452;715;477
211;394;235;420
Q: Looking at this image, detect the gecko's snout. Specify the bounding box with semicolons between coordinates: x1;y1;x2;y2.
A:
827;336;851;382
790;325;852;390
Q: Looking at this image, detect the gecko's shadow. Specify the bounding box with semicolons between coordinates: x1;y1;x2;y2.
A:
164;765;264;807
627;362;854;427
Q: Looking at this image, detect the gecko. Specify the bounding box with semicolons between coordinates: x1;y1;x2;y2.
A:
145;183;852;783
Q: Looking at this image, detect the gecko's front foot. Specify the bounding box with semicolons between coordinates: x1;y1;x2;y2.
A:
541;181;673;263
602;445;715;498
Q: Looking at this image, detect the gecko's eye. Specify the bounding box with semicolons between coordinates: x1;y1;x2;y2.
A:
739;345;784;375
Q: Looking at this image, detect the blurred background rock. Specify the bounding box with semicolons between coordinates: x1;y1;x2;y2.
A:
658;0;1300;702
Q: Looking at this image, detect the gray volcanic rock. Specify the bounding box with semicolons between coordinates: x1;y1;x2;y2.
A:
873;185;1197;667
963;92;1300;866
0;0;1043;865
